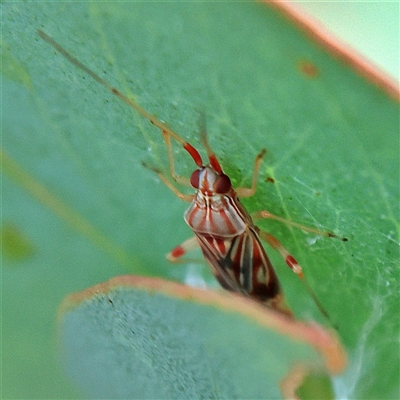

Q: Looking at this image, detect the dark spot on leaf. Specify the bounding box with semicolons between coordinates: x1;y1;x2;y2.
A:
2;223;35;261
298;60;319;78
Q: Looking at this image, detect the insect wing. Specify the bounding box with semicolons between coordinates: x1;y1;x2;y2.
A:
195;228;281;304
195;233;241;293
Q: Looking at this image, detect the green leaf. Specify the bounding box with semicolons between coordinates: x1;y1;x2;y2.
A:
59;276;346;399
2;2;398;399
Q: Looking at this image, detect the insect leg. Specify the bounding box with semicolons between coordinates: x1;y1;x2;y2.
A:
253;210;347;241
258;230;331;320
258;231;304;276
235;149;266;198
161;130;191;186
142;162;194;202
166;236;199;262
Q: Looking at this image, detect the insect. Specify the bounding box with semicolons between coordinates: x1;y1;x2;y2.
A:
38;30;346;319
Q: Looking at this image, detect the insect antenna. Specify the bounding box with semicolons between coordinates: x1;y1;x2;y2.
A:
38;29;202;165
197;114;223;174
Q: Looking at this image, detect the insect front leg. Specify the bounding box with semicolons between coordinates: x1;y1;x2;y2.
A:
235;148;266;198
161;130;192;187
258;229;331;320
166;236;199;263
142;162;194;202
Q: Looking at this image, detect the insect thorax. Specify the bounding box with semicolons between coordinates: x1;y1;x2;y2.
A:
184;192;247;237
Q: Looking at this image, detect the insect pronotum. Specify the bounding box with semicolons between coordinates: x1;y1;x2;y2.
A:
38;30;346;319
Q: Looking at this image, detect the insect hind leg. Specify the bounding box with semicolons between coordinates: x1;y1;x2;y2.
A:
258;229;331;321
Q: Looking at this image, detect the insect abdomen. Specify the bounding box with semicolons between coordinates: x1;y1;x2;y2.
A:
196;230;282;304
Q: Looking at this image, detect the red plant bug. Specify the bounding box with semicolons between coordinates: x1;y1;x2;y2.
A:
38;30;347;319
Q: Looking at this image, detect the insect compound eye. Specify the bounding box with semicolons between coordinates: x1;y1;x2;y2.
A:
214;173;231;194
190;169;201;188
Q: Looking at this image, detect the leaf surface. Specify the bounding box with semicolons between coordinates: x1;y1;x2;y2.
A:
2;2;399;399
59;276;345;399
